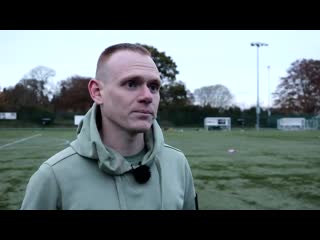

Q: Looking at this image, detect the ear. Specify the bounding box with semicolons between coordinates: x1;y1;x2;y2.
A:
88;79;104;104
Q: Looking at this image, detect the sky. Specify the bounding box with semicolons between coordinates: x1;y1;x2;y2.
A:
1;30;320;109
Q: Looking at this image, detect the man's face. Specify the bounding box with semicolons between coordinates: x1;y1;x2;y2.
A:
98;51;161;134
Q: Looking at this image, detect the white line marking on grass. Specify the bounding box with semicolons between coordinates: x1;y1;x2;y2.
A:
0;134;42;149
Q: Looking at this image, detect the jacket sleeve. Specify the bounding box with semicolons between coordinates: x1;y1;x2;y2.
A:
20;163;60;210
183;158;197;210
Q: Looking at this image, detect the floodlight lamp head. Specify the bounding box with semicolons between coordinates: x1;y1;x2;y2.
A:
251;42;268;47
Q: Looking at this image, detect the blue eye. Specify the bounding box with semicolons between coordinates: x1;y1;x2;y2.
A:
149;84;160;93
127;80;137;88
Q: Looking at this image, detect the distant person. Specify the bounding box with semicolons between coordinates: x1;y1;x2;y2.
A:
21;43;197;210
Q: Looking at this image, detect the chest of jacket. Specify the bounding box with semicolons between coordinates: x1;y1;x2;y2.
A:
55;157;185;210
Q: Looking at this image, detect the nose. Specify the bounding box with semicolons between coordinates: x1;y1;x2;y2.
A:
138;84;153;104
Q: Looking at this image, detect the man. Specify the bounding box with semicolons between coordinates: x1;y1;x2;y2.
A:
21;43;197;210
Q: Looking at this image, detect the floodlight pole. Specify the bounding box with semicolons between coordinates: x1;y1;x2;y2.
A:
251;42;268;130
267;65;271;118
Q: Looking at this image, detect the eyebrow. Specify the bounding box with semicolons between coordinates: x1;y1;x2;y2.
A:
120;75;161;84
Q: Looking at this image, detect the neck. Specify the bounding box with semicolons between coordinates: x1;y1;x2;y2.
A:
100;122;145;157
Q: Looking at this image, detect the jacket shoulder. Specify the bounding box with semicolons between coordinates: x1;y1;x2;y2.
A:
45;146;77;166
163;143;183;154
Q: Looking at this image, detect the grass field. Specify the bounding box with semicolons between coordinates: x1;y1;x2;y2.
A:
0;127;319;210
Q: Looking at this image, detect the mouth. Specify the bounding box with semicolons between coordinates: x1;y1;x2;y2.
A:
132;110;154;117
133;110;153;115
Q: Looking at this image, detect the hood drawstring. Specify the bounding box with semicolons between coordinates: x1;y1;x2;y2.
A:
155;157;163;210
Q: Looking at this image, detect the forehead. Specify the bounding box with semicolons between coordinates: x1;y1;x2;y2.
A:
105;51;160;81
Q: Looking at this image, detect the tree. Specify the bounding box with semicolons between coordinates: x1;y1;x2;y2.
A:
273;59;320;114
22;65;56;100
138;44;194;107
0;66;58;122
0;83;54;122
52;75;93;113
24;65;56;82
160;81;194;108
0;83;40;111
138;44;179;85
19;79;51;107
194;84;233;110
0;66;56;111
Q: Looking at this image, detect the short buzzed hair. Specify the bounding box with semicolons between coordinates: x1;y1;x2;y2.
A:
95;43;151;81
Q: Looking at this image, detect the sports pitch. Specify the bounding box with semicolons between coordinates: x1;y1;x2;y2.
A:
0;128;319;210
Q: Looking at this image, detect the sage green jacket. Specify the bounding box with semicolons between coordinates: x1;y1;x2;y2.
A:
21;103;196;210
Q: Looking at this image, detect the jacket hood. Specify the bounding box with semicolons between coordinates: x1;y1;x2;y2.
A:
70;103;164;176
